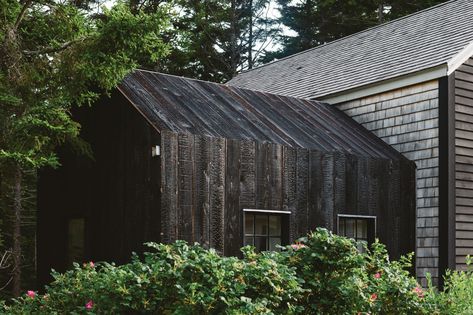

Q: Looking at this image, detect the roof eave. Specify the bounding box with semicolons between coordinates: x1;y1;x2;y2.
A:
447;40;473;75
319;39;473;105
318;64;448;104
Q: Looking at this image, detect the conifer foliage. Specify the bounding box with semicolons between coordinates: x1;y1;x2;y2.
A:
0;0;171;297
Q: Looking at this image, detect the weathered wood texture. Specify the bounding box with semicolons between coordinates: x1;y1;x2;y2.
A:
337;80;440;286
38;72;416;289
160;132;415;261
37;93;161;286
455;57;473;270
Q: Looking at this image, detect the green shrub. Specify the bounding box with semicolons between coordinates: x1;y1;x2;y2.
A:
425;257;473;315
2;241;303;314
1;228;432;314
282;228;427;314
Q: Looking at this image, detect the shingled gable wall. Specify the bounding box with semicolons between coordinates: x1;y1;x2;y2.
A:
455;57;473;271
336;80;440;286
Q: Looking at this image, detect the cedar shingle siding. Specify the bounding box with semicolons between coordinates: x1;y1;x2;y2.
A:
337;81;440;286
455;57;473;270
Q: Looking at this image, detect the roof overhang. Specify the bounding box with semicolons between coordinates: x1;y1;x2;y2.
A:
447;40;473;75
319;39;473;105
318;65;447;104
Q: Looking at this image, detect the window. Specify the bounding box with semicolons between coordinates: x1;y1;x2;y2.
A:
67;218;85;267
337;215;376;252
244;210;289;252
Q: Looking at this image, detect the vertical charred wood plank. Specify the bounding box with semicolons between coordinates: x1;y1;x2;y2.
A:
368;157;379;216
194;135;211;247
400;161;417;261
308;150;323;231
295;148;309;238
376;159;390;249
160;131;179;243
177;133;194;242
225;139;241;256
386;159;401;257
271;144;283;209
239;140;256;209
333;152;346;231
321;153;335;231
209;137;226;253
357;157;369;215
255;143;271;209
283;146;297;242
345;154;358;214
148;130;162;243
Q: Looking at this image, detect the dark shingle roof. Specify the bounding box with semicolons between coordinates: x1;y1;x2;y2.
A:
227;0;473;99
118;70;405;159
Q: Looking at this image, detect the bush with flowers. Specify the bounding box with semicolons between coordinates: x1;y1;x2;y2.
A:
0;228;451;314
1;241;304;314
279;228;428;314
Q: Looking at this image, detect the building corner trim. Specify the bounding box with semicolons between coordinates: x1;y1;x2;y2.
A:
438;74;456;287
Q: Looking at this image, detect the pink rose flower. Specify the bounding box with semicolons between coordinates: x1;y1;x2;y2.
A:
290;242;307;250
374;272;381;279
27;290;36;298
86;300;94;310
413;286;424;298
90;261;95;268
370;293;377;301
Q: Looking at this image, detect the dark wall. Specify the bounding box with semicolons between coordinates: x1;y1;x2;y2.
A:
38;94;416;287
37;93;161;286
160;131;417;259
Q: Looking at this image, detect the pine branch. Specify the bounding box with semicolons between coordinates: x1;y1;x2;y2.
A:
14;0;34;30
23;37;86;56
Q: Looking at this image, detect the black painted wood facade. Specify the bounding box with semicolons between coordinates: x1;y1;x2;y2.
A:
37;71;416;286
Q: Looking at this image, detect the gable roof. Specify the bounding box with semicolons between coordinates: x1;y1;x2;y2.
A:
117;70;405;160
227;0;473;100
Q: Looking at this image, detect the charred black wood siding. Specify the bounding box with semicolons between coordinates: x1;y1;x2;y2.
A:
38;71;417;288
37;93;161;285
160;131;416;260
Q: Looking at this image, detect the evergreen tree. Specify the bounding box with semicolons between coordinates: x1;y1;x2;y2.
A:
265;0;447;62
134;0;277;82
0;0;171;297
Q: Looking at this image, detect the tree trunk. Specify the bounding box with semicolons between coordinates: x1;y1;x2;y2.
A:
230;0;238;77
12;164;22;297
248;0;254;70
378;2;384;23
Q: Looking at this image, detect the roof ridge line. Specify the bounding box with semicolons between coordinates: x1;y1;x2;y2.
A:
231;0;461;78
134;68;315;100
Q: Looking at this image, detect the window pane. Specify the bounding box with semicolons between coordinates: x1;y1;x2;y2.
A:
255;215;268;235
67;218;85;266
269;237;281;251
269;216;281;236
254;236;267;252
339;219;345;235
345;219;355;238
357;240;368;253
356;219;368;239
245;214;254;235
245;236;254;247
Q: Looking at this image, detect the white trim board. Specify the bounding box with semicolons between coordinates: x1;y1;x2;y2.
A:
448;40;473;75
243;209;291;214
319;65;447;104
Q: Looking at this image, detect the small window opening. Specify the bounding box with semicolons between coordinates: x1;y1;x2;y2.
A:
337;215;376;252
67;218;85;267
244;209;289;252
